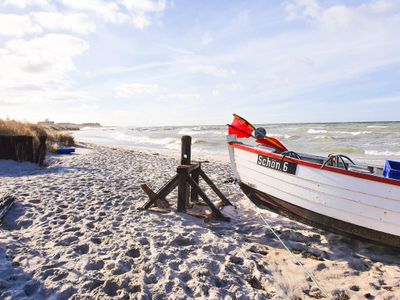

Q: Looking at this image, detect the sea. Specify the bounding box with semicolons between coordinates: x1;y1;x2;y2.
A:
73;121;400;167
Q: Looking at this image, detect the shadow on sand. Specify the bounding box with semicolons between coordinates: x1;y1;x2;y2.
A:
0;203;62;299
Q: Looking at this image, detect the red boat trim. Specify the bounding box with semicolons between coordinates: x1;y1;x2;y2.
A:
229;143;400;187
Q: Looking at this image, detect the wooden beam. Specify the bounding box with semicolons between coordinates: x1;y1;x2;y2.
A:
190;167;200;202
0;194;15;221
198;168;233;206
140;184;170;209
177;166;190;212
184;174;230;221
142;174;179;210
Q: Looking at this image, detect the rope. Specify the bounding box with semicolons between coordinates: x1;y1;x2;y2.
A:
256;209;330;299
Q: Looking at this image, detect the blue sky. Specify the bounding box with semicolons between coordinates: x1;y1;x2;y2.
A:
0;0;399;126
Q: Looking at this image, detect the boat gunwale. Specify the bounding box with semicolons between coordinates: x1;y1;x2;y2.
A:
229;142;400;187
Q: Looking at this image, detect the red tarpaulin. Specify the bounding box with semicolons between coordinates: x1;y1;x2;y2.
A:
228;114;255;138
228;113;288;153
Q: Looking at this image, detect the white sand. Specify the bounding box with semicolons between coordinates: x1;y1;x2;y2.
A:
0;144;399;299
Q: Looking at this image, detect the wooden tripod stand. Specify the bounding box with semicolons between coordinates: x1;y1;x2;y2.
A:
140;136;232;221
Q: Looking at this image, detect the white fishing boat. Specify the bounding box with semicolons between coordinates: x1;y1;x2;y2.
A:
227;114;400;248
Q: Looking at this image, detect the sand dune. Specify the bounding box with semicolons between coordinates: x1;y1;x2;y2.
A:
0;144;399;299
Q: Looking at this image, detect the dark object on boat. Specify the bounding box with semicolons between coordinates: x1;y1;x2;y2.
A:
140;135;232;221
384;160;400;180
0;194;15;222
57;147;75;154
254;127;266;139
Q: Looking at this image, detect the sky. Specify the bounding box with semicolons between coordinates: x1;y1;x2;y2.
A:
0;0;399;126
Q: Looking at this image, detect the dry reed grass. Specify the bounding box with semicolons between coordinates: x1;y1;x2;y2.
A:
0;119;75;151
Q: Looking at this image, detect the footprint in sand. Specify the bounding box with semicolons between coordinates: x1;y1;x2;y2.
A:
103;280;120;297
56;235;79;246
58;214;68;220
168;261;182;271
170;236;196;247
125;248;141;258
112;260;132;275
349;285;360;292
85;260;105;271
81;279;104;292
51;270;68;282
73;244;90;255
90;237;102;245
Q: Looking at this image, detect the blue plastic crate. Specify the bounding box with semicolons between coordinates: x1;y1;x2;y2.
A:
57;147;75;154
383;160;400;180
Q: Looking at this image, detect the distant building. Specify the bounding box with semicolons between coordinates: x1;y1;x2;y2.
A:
37;119;55;126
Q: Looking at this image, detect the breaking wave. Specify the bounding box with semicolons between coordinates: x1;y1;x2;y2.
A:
364;150;400;156
307;129;327;134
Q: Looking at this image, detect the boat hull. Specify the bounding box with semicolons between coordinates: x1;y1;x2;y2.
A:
240;182;400;248
227;139;400;249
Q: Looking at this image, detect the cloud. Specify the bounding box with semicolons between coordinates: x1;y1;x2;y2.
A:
285;0;400;31
0;33;88;90
212;83;243;96
285;0;320;21
2;0;50;9
0;14;42;37
362;0;396;14
115;83;159;97
120;0;166;13
59;0;128;24
121;0;168;29
157;92;200;104
59;0;168;29
131;14;151;29
0;89;92;105
190;65;235;78
32;12;96;34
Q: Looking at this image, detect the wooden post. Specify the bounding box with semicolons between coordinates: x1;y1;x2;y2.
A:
179;135;191;211
181;135;191;165
177;166;189;212
37;135;47;166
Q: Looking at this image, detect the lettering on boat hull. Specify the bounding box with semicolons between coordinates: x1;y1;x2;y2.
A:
257;154;297;175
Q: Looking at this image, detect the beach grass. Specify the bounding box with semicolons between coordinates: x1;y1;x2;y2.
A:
0;119;75;152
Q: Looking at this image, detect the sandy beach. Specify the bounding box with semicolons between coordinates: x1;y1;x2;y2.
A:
0;144;399;299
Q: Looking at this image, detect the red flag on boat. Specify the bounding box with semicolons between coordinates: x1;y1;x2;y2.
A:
228;113;288;153
256;137;287;152
228;113;255;138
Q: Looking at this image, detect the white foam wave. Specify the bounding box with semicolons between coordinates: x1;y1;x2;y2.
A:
335;131;371;136
367;125;387;128
313;135;332;140
308;129;371;136
365;150;400;156
113;132;179;146
178;128;225;136
268;133;292;139
307;129;327;134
